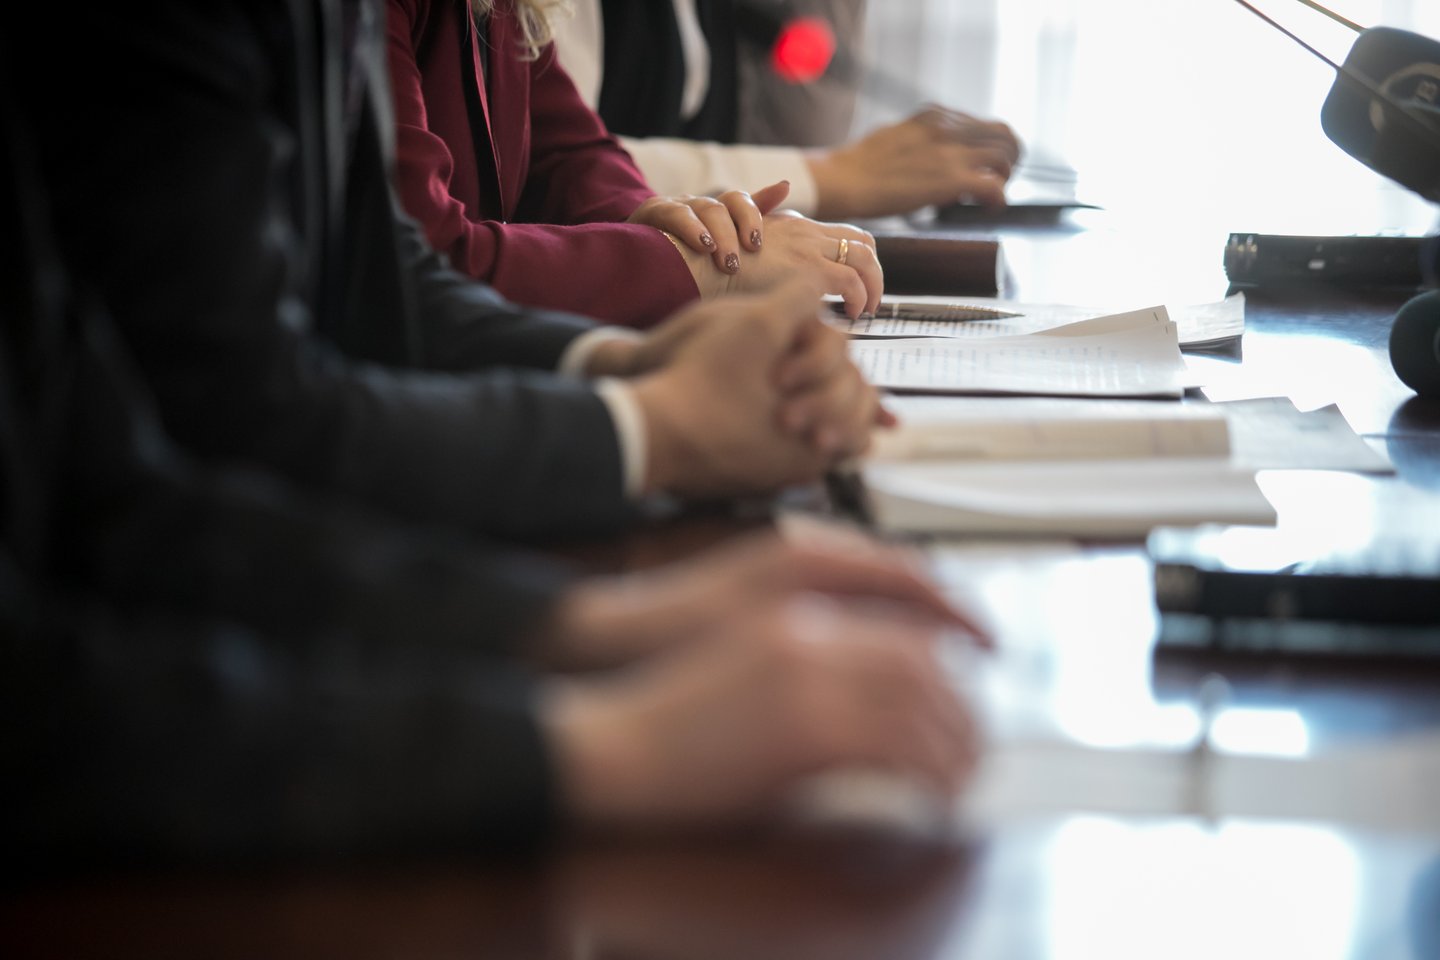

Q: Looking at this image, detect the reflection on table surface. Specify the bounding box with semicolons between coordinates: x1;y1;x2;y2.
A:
15;217;1435;956
6;820;1439;960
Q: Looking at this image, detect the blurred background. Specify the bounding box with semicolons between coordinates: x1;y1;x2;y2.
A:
857;0;1440;237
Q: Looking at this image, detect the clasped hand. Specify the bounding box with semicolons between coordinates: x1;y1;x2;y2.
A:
628;181;883;318
587;280;891;497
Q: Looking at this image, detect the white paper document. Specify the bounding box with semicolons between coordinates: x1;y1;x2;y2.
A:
852;308;1191;399
831;293;1245;348
874;395;1393;473
871;396;1232;463
1217;398;1394;472
861;457;1277;538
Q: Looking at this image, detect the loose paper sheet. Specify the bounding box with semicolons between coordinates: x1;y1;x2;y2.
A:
852;309;1191;399
1216;398;1393;472
830;293;1245;347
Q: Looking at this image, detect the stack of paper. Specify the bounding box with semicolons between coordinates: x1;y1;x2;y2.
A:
851;308;1193;399
856;394;1281;538
862;457;1276;538
855;395;1391;538
830;292;1245;348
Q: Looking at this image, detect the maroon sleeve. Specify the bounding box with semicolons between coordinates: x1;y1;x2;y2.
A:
384;0;699;327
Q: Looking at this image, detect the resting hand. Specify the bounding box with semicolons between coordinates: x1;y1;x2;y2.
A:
806;105;1022;220
630;280;883;498
539;530;993;670
727;210;883;318
629;181;790;284
544;594;982;827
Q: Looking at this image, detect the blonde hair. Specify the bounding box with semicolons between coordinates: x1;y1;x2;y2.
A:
471;0;571;60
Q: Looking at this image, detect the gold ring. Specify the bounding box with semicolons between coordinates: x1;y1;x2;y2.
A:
835;237;849;266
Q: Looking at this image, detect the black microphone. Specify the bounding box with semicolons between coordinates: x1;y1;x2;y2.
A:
1227;1;1440;201
1321;24;1440;399
1390;289;1440;398
1230;0;1440;399
1320;27;1440;204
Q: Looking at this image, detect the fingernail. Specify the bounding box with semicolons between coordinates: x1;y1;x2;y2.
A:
724;252;741;273
749;228;762;249
700;233;715;249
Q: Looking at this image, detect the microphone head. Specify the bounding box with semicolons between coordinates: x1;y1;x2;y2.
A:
1320;27;1440;203
771;17;835;84
1388;290;1440;398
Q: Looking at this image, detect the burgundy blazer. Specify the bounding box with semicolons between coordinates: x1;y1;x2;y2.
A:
386;0;699;326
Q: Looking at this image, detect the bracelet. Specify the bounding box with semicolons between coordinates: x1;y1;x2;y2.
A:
657;229;688;259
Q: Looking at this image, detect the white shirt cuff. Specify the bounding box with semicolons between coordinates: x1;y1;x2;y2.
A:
593;378;648;499
557;326;646;378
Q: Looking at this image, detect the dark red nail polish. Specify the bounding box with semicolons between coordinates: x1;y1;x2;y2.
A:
724;252;741;273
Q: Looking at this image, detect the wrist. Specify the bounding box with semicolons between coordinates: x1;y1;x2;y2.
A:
659;229;732;301
630;372;691;495
581;337;643;378
804;148;853;222
541;578;656;670
543;681;656;827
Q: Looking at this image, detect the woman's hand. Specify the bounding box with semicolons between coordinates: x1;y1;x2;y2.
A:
731;211;883;318
806;105;1022;220
633;181;883;316
629;181;791;278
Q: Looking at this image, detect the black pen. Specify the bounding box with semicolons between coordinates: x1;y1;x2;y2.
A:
823;465;874;527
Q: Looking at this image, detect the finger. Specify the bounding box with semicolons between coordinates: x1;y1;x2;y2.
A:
812;256;871;319
821;237;883;315
774;322;849;393
801;544;995;644
931;113;1020;152
776;375;859;452
735;279;830;361
876;399;899;429
690;197;744;274
825;629;972;790
716;189;766;252
781;366;871;458
651;202;720;256
829;380;882;460
750;180;791;215
950;169;1008;207
953;143;1017;183
907;662;982;791
955;120;1022;161
819;221;878;248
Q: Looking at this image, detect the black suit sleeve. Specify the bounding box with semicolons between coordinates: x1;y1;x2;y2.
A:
1;14;573;869
22;2;632;541
65;313;575;657
5;591;559;869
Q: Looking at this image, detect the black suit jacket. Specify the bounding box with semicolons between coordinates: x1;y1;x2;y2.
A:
2;30;574;869
18;0;634;541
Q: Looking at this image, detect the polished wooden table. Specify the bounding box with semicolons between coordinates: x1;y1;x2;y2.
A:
6;220;1440;960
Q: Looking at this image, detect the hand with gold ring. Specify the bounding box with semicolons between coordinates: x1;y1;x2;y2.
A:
714;195;882;318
